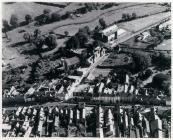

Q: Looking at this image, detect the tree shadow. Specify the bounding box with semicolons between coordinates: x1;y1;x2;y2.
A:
10;41;28;47
21;48;42;55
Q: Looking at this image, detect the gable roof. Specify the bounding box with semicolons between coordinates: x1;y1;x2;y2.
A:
101;24;118;36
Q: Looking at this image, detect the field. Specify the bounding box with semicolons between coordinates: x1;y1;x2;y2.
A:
2;2;61;21
120;12;171;32
156;39;171;50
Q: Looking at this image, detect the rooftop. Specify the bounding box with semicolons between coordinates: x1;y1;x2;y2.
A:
64;56;80;66
100;24;118;36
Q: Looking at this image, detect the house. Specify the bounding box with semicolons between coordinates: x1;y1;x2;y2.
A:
61;56;80;71
97;24;118;43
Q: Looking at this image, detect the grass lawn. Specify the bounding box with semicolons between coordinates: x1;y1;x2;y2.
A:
98;53;133;68
122;37;150;49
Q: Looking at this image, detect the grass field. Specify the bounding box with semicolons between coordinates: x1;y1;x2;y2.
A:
2;2;61;21
155;39;171;50
120;12;171;32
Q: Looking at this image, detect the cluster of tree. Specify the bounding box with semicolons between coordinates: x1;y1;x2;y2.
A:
132;51;152;72
34;9;52;25
3;14;33;33
152;52;171;69
138;68;153;81
152;73;171;97
121;13;137;21
100;3;119;10
66;26;91;49
23;29;57;52
92;18;107;40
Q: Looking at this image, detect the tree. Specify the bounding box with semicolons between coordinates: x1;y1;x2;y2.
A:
64;31;69;36
122;13;127;21
85;3;97;11
43;9;51;15
66;36;80;50
126;13;131;20
3;20;10;31
131;13;137;19
10;14;19;28
84;26;91;35
45;33;57;49
34;29;41;39
156;52;171;69
33;36;45;52
132;51;151;72
23;33;31;43
76;31;88;46
25;14;32;24
2;20;10;39
51;12;61;22
99;18;107;29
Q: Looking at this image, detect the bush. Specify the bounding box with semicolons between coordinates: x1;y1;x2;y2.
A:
25;14;32;24
10;14;19;28
51;12;61;22
132;51;151;72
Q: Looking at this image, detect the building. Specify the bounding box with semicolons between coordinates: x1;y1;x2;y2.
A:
97;24;118;43
61;56;80;71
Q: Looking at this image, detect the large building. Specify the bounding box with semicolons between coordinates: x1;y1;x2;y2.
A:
97;24;118;43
